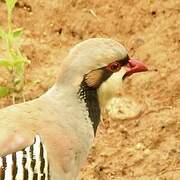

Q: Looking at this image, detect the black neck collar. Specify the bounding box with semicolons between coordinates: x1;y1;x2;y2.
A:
78;81;100;135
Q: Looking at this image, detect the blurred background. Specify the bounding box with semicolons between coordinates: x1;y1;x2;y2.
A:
0;0;180;179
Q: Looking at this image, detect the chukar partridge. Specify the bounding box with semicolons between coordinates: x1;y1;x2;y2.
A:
0;38;148;180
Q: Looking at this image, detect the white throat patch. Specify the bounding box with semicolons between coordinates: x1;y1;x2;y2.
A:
97;67;127;110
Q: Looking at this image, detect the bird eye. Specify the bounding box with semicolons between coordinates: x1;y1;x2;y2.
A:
107;62;121;72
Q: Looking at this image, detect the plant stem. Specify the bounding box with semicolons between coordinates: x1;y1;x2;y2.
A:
7;6;15;103
7;9;12;51
11;67;15;104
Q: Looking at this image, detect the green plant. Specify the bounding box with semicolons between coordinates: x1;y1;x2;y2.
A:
0;0;30;103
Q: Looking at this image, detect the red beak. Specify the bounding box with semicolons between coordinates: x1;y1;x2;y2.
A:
124;59;148;77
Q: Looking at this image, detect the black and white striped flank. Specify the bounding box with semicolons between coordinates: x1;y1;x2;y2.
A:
0;135;50;180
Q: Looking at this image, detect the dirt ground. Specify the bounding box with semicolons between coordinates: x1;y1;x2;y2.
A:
0;0;180;179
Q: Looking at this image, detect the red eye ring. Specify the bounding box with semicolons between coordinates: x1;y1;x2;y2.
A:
107;61;121;72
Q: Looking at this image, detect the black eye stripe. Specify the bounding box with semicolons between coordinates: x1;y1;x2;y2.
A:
119;55;130;66
101;68;113;82
82;55;129;89
111;63;119;70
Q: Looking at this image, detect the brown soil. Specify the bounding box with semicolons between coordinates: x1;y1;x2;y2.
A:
0;0;180;179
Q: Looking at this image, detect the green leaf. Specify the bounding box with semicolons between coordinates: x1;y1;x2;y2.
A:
0;26;6;39
15;62;25;76
0;86;10;98
9;49;17;59
5;0;17;12
8;30;14;44
13;28;23;38
11;50;30;65
9;49;18;61
14;78;21;85
0;59;12;68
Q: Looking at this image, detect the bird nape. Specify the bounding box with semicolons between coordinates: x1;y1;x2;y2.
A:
0;38;148;180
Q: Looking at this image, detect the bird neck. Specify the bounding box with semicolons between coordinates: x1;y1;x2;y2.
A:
43;82;100;135
78;81;101;135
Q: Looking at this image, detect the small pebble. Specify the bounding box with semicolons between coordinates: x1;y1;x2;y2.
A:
135;143;145;150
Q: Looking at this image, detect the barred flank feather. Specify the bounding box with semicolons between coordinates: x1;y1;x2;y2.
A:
0;135;50;180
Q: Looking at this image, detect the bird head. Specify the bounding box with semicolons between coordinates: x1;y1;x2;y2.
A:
58;38;148;108
55;38;148;133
